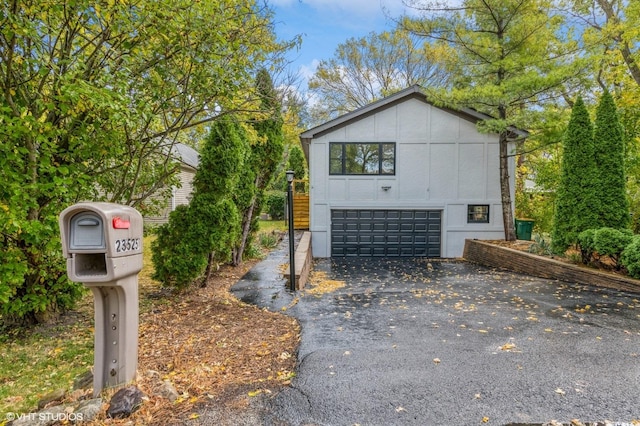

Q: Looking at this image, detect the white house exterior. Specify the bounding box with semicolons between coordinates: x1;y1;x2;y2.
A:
144;143;199;225
300;85;523;258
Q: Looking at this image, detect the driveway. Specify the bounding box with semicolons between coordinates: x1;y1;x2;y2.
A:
232;247;640;425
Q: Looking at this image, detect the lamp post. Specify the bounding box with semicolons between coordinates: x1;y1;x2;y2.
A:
286;170;296;291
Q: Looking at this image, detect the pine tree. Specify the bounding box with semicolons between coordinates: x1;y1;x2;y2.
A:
593;90;629;230
152;116;245;288
551;97;598;253
232;69;285;265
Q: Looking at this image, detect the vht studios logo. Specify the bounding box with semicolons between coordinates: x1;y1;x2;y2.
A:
5;412;84;422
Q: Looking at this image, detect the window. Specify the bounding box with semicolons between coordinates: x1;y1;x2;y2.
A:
329;142;395;175
468;205;490;223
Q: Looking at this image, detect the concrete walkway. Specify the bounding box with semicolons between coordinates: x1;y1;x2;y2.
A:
232;244;640;426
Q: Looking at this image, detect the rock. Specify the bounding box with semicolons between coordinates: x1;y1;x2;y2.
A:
74;398;103;422
145;369;161;379
158;380;179;402
73;370;93;390
37;389;66;410
106;386;144;419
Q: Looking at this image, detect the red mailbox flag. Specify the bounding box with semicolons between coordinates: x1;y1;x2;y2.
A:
112;216;131;229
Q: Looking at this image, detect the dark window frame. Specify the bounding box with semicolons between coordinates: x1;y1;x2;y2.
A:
329;142;396;176
467;205;490;223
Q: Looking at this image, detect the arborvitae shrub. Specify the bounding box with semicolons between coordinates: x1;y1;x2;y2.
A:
265;191;286;220
151;206;208;289
621;236;640;279
593;227;633;269
577;229;597;265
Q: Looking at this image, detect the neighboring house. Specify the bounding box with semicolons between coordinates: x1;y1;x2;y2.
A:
299;85;526;258
144;143;199;225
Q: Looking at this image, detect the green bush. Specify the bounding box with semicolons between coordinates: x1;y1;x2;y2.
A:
265;191;286;220
577;229;597;265
621;236;640;279
151;206;208;289
593;227;633;269
528;234;553;256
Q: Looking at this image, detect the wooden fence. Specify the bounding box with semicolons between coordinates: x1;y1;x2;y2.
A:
292;179;309;230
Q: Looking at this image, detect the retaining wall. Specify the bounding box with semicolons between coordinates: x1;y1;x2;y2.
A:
463;239;640;293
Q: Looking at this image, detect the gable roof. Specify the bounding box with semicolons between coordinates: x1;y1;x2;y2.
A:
299;85;528;161
172;143;199;170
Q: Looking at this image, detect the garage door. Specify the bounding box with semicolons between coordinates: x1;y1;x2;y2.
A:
331;210;441;257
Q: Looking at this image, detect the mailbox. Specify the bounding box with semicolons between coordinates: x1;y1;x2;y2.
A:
59;202;143;397
60;203;143;283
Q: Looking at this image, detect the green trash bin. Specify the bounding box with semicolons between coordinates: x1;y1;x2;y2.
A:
515;219;534;240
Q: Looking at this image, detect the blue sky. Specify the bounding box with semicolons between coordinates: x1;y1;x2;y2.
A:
269;0;412;85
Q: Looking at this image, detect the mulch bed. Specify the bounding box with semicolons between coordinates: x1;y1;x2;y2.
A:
86;260;300;425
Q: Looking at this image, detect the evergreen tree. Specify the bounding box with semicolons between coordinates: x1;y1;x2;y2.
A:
233;69;285;265
551;97;598;253
593;90;630;230
288;145;306;180
152;116;245;288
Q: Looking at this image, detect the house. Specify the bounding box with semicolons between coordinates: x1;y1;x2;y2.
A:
299;85;525;258
144;143;199;225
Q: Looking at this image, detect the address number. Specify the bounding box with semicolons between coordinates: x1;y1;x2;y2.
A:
115;238;140;253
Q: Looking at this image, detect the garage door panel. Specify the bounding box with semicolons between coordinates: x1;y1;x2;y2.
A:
414;223;427;232
331;209;441;257
400;223;414;232
387;223;400;232
387;211;400;220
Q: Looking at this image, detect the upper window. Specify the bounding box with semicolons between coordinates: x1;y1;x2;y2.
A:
329;142;395;175
467;205;490;223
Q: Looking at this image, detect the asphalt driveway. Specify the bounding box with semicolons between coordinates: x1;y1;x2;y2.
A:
232;246;640;426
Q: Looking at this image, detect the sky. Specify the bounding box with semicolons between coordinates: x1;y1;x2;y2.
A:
269;0;414;86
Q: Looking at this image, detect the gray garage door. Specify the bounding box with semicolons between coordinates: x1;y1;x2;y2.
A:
331;209;441;257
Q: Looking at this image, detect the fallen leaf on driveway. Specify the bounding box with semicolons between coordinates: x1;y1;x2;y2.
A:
499;342;516;351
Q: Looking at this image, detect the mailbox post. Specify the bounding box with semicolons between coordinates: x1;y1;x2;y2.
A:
59;202;143;397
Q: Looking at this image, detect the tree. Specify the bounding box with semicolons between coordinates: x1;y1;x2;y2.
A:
0;0;294;323
308;27;450;123
152;116;245;288
232;69;285;265
551;96;598;253
403;0;582;241
563;1;640;230
593;90;629;229
288;145;307;181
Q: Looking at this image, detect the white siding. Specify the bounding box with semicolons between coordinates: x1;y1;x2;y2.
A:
309;97;515;258
143;165;196;225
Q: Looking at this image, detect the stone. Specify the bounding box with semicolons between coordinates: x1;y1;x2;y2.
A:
158;380;179;402
37;389;65;410
106;386;144;419
72;370;93;390
74;398;103;422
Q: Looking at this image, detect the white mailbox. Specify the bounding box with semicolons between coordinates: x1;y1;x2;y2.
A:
59;203;143;397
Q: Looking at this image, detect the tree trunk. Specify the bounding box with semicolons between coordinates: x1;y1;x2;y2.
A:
232;195;257;266
232;175;262;266
500;130;516;241
201;252;216;287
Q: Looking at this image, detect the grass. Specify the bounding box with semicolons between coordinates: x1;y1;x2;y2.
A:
0;321;94;416
258;219;286;233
